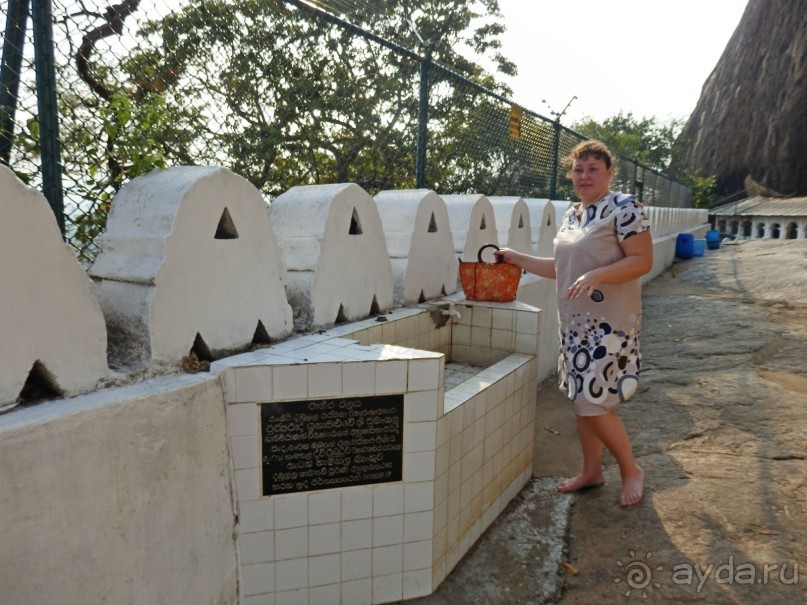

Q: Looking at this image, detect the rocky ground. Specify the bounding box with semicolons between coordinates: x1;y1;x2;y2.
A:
408;239;807;605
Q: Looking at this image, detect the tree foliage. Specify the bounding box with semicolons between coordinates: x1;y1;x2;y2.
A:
572;111;684;173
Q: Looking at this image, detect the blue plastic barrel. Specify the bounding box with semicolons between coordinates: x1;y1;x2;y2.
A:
693;239;706;257
706;229;720;250
676;233;694;259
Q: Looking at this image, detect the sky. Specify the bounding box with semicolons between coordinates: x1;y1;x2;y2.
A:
493;0;749;126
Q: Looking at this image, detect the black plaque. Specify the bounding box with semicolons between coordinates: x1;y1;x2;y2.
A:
261;394;404;496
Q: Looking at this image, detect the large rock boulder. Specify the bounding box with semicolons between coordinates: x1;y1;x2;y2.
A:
677;0;807;197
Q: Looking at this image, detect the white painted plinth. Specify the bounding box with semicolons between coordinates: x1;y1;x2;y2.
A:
375;189;458;305
270;183;394;330
89;166;293;369
443;194;498;261
523;198;556;257
0;165;109;407
489;196;532;255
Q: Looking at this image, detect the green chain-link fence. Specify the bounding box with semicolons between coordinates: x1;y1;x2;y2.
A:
1;0;691;266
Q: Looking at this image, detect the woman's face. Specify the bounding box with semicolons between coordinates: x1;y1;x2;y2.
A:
571;155;612;204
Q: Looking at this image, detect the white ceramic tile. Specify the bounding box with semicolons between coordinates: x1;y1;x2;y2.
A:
242;562;275;596
243;593;275;605
275;558;309;592
516;310;539;335
227;403;258;437
372;544;403;576
239;531;274;564
372;573;403;604
491;308;514;331
375;360;408;394
309;492;340;525
452;324;471;346
309;584;340;605
273;365;308;400
235;469;261;502
342;362;377;396
403;539;432;572
219;367;238;402
491;328;514;351
404;511;434;543
231;435;259;470
405;451;436;482
404;482;435;514
471;305;492;328
403;569;432;600
470;326;491;349
308;522;341;556
341;579;372;605
341;519;372;551
307;363;342;398
405;390;440;422
515;333;537;354
239;500;274;533
341;548;372;581
404;421;437;453
275;526;308;560
373;484;404;517
309;553;341;587
274;495;308;529
236;366;273;402
408;359;441;392
372;514;404;547
341;488;372;521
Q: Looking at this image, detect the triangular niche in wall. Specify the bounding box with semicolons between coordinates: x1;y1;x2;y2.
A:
369;295;381;316
418;290;427;303
335;304;348;324
251;320;272;348
441;285;447;296
18;360;62;405
215;207;239;239
480;215;487;230
190;332;213;362
349;208;363;235
518;214;524;228
428;213;438;233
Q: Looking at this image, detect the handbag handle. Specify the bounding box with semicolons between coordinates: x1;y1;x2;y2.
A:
477;243;501;263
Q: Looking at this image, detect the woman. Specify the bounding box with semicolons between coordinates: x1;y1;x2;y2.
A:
495;140;652;507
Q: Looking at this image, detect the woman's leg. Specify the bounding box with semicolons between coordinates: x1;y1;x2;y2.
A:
557;414;605;492
558;411;644;506
584;411;644;506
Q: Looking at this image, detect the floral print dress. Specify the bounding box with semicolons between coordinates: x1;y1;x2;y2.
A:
553;191;650;412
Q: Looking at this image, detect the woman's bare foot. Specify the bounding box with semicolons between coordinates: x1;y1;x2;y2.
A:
557;472;605;493
619;466;644;507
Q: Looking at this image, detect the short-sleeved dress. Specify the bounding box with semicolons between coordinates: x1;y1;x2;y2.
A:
553;191;650;415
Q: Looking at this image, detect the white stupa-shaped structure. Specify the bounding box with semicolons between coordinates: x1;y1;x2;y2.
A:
89;166;293;369
270;183;394;330
443;194;498;261
489;196;532;255
375;189;458;305
0;166;109;410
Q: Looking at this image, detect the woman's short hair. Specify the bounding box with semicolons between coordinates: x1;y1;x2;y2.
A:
564;140;616;175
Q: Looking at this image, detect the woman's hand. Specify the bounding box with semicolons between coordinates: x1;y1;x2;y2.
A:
493;247;519;264
568;269;604;300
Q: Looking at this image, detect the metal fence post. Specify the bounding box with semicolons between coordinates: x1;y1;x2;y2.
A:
415;49;431;189
31;0;64;234
548;118;560;200
0;0;30;165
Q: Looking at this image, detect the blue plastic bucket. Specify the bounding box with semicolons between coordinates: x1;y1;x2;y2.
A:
693;239;706;257
706;229;720;250
675;233;694;259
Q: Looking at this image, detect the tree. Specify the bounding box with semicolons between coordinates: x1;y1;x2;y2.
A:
572;111;683;173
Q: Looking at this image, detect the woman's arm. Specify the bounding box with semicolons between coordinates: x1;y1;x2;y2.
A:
493;248;556;279
566;230;653;300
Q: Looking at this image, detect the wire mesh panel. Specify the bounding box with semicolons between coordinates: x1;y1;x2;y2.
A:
1;0;691;264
